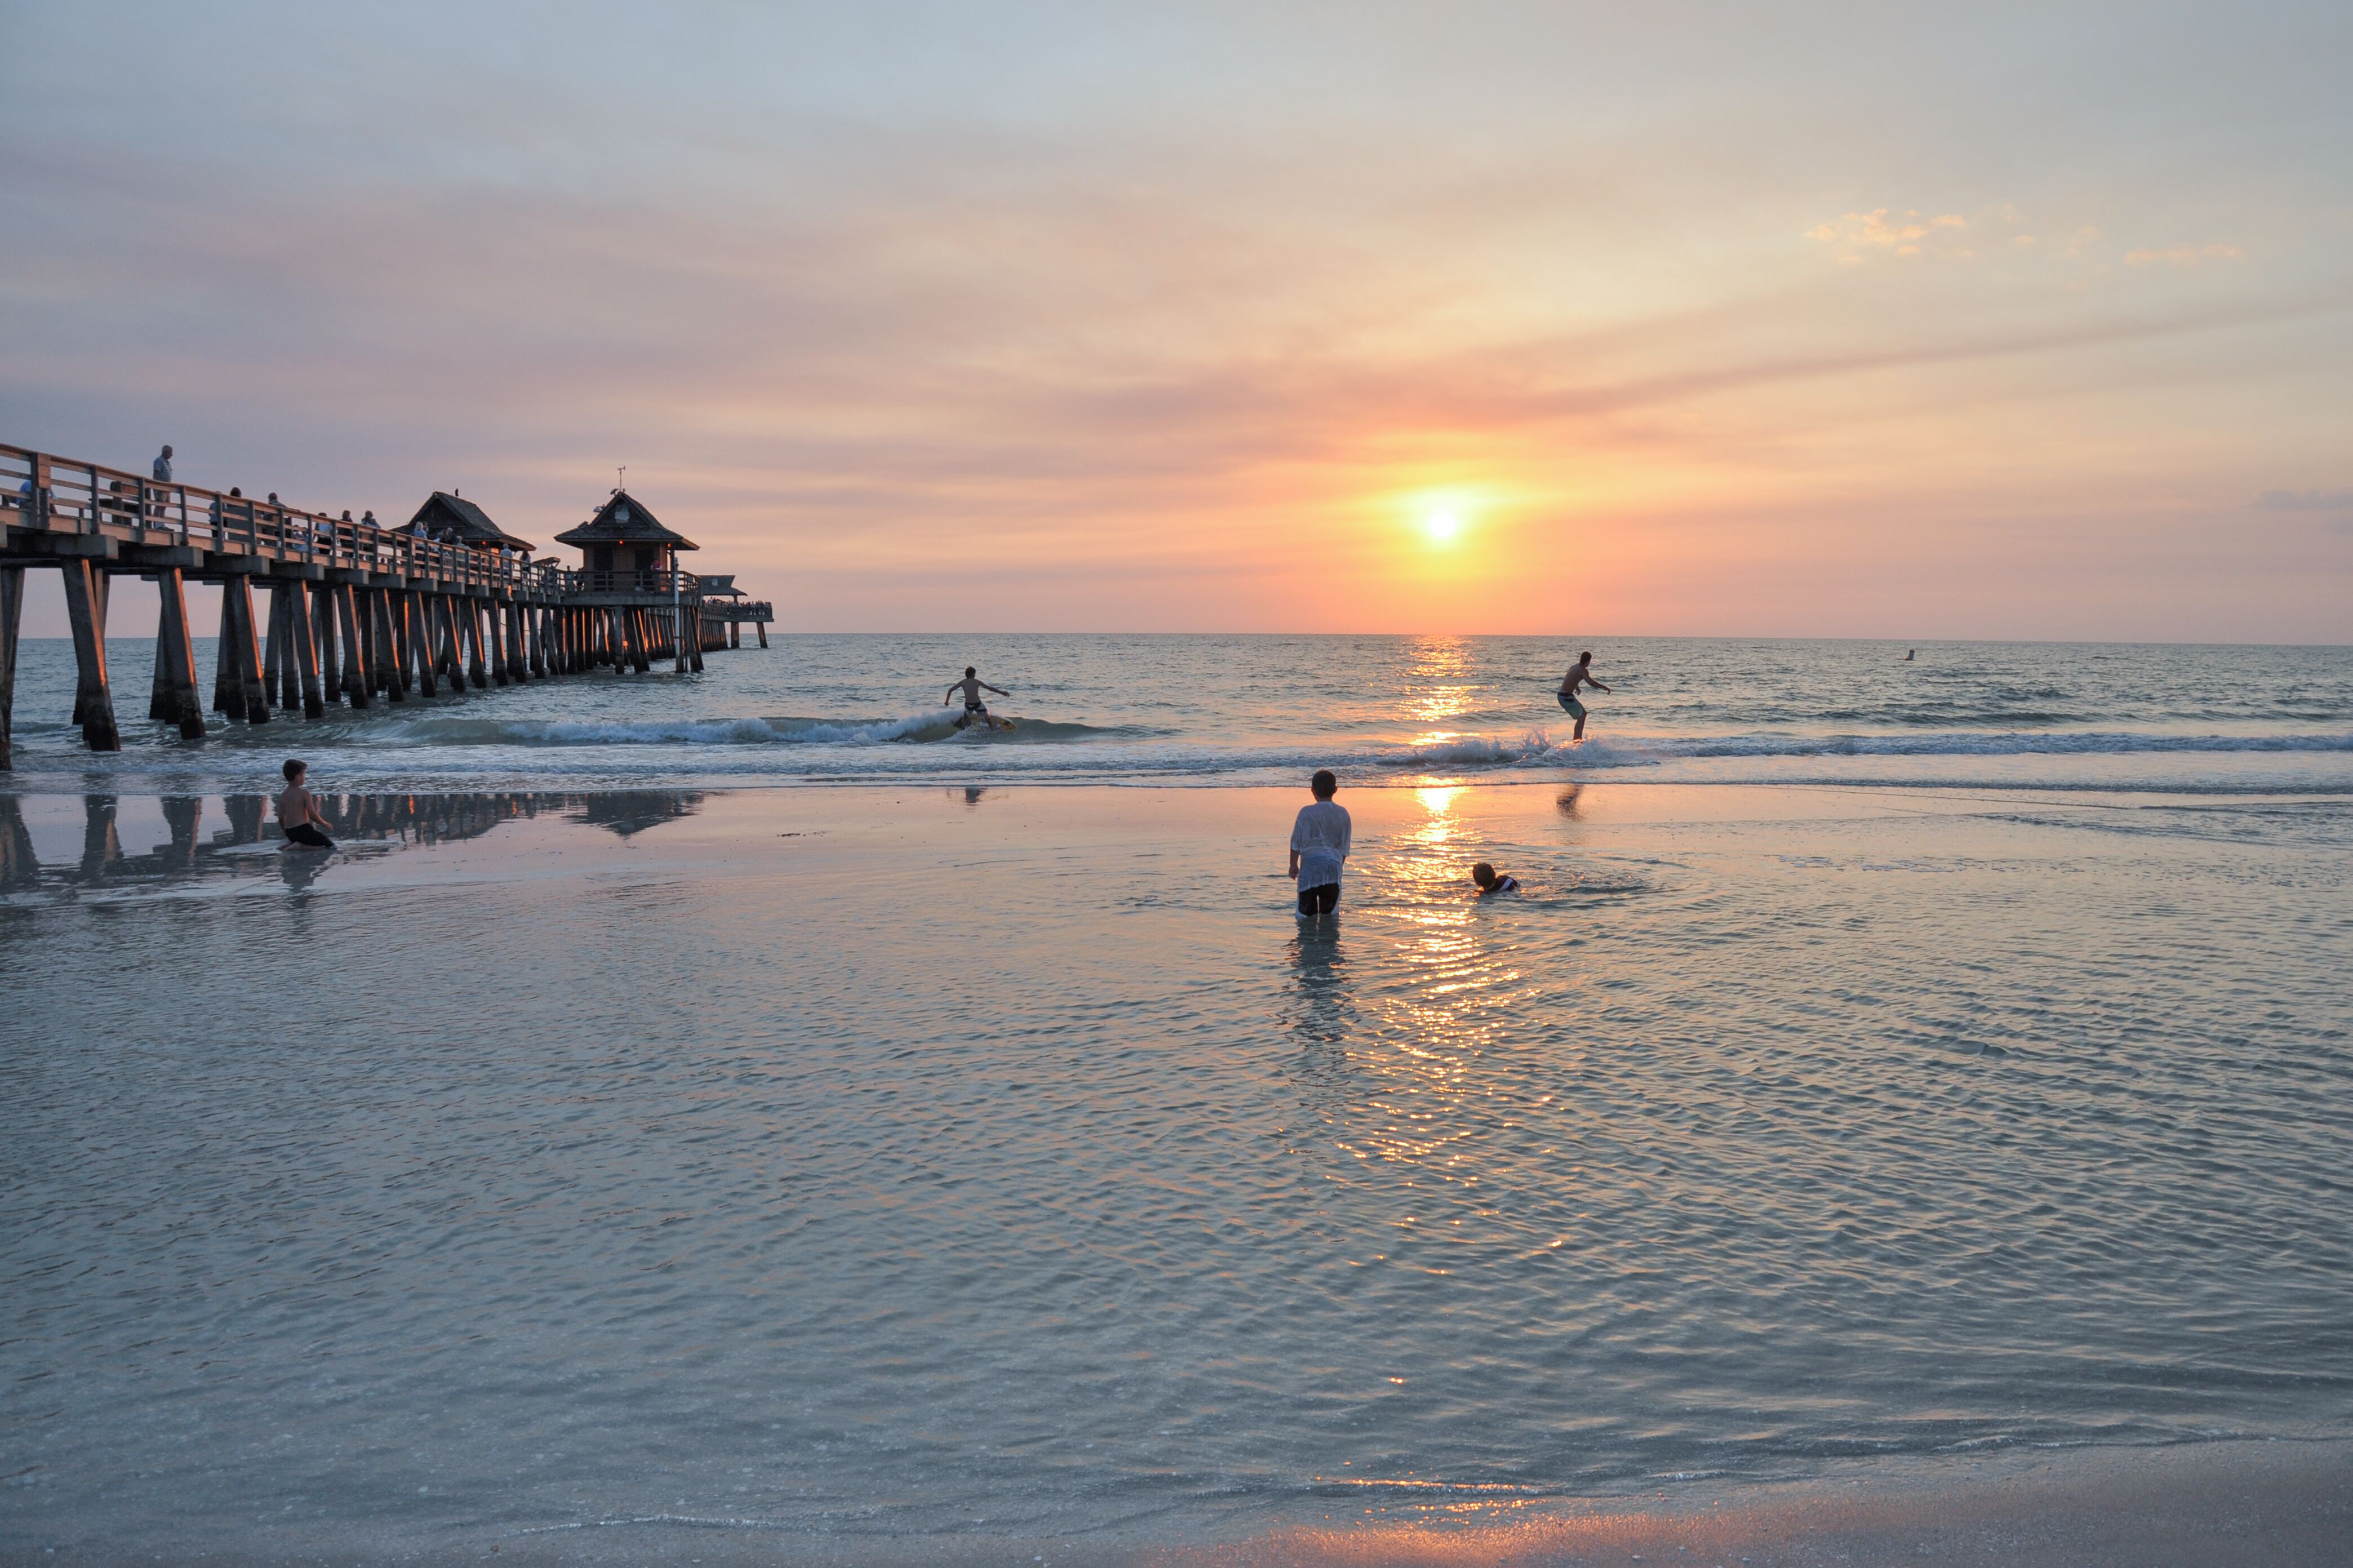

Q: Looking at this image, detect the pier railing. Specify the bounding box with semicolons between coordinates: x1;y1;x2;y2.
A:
2;442;585;598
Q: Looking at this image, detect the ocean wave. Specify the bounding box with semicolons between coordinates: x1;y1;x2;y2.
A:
1587;730;2353;762
362;712;1135;748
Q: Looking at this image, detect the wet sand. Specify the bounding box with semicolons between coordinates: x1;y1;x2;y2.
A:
10;1442;2339;1565
5;783;2349;1565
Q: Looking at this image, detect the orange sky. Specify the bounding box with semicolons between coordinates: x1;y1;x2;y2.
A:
5;3;2350;641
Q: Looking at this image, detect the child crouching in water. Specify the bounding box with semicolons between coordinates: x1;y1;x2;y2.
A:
1471;861;1517;898
277;759;335;850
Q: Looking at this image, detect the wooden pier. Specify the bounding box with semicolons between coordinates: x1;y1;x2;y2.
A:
0;443;774;766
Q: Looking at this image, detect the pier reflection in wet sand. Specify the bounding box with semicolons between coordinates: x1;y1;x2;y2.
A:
0;788;705;894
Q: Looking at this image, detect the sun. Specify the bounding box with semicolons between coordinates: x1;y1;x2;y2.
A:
1422;512;1462;544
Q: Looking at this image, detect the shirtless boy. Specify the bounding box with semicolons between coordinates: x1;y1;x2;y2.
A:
1556;650;1612;741
277;759;335;850
945;667;1011;730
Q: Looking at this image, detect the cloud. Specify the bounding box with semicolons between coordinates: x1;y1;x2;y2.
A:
1806;207;1970;261
2124;243;2247;266
2253;488;2353;512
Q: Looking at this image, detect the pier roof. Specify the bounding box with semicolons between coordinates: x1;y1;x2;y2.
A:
554;488;698;551
410;490;534;550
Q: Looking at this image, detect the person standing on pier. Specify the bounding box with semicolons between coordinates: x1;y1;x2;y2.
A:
152;445;173;482
277;759;336;851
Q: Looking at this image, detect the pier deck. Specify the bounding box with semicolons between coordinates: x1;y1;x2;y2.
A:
0;442;773;765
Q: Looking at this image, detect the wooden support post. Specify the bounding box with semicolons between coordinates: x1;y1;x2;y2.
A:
378;591;402;695
488;600;509;687
156;568;205;739
227;575;269;724
409;592;438;698
446;599;468;685
149;598;174;722
632;611;652;673
336;585;370;709
263;581;291;710
61;560;122;751
316;583;340;705
526;602;545;678
756;620;767;649
465;599;490;689
0;566;21;771
291;580;326;718
214;589;237;714
673;605;690;673
364;591;385;695
507;602;527;683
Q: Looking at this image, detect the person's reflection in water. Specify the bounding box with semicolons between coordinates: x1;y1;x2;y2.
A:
1285;925;1353;1050
1556;784;1584;820
963;786;988;806
275;845;335;892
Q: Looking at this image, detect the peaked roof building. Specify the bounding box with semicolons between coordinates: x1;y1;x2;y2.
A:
553;489;699;552
409;490;534;550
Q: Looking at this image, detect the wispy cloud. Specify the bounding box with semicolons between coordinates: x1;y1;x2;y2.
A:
2254;488;2353;512
2126;243;2247;267
1806;207;1970;261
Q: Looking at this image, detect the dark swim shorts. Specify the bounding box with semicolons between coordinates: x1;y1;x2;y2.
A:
1297;882;1340;916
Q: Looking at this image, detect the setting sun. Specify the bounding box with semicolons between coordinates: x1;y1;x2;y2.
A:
1422;512;1462;544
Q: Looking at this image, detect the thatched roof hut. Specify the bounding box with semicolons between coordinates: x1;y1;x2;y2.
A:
409;490;534;550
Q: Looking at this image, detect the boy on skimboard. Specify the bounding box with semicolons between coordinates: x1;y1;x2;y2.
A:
946;666;1012;731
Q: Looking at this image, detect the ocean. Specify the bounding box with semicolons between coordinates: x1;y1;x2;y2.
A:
2;633;2348;796
2;635;2349;1561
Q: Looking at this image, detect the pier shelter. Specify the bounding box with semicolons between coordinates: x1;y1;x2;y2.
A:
409;491;534;555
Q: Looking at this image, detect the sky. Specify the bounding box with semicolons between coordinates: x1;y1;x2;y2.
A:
3;1;2350;641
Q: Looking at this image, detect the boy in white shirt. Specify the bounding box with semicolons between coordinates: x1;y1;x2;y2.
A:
1288;769;1351;917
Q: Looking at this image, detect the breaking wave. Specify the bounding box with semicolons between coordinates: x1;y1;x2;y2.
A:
364;712;1140;748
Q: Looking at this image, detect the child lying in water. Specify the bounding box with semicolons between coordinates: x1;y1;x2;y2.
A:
1471;861;1518;897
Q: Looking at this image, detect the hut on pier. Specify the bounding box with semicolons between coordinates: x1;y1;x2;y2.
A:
553;488;697;593
408;490;535;554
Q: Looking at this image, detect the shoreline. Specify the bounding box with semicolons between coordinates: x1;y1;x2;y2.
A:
10;1439;2341;1565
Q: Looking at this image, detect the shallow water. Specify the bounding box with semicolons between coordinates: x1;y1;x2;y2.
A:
3;780;2348;1556
4;633;2349;796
